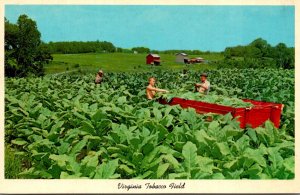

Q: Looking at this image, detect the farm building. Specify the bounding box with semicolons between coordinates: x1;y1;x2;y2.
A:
175;53;189;63
146;54;161;65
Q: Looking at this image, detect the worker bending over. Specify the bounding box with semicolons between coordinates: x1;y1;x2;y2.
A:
146;77;169;100
95;69;103;84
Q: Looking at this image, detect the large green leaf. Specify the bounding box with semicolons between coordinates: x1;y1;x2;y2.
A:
212;142;231;158
212;173;225;179
182;141;197;178
223;159;239;170
247;129;258;143
119;164;134;175
49;154;71;168
267;147;283;170
162;154;180;170
69;139;87;156
283;156;294;174
132;152;143;165
208;121;220;131
141;147;160;169
92;110;107;122
11;138;28;146
225;168;244;179
135;171;153;179
153;107;162;120
243;164;262;179
169;172;189;179
94;159;119;179
243;148;266;167
117;96;127;104
157;163;169;178
60;172;83;179
196;156;214;174
80;121;95;135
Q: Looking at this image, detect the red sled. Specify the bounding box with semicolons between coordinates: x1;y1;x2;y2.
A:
160;97;284;129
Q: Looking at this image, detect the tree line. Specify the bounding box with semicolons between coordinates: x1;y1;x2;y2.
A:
152;49;213;55
43;44;212;55
45;41;116;54
221;38;294;69
4;14;295;77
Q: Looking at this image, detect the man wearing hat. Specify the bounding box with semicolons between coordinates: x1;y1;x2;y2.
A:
195;72;210;94
95;69;103;84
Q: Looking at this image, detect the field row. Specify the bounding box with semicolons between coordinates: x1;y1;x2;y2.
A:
5;69;294;179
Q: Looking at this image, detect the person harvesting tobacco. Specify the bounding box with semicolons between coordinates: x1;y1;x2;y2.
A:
195;72;210;94
146;77;169;100
95;69;104;84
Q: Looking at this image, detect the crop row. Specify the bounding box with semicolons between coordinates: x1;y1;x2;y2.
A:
5;69;294;179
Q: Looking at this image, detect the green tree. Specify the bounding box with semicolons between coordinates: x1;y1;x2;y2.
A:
272;43;294;69
249;38;271;57
224;47;232;59
5;15;52;77
150;49;160;54
131;47;150;54
44;41;116;54
5;18;19;76
244;46;261;58
221;38;294;69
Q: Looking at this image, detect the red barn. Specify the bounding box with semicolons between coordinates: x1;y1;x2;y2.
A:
146;54;161;65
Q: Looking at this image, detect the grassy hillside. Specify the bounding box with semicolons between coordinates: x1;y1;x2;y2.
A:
45;53;224;74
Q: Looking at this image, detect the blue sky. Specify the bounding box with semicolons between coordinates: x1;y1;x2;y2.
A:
5;5;295;51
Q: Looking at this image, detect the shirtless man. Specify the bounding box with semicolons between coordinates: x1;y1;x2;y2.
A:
146;77;169;100
195;72;210;94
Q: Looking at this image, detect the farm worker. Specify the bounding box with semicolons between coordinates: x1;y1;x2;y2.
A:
95;69;103;84
146;77;169;100
195;72;210;94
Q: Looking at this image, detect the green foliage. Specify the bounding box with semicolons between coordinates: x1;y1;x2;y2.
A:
45;40;116;54
5;69;294;179
5;145;30;179
222;38;294;69
131;47;150;54
163;92;253;108
272;43;295;69
5;15;52;77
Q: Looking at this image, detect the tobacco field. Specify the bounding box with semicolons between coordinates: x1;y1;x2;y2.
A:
5;68;295;179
